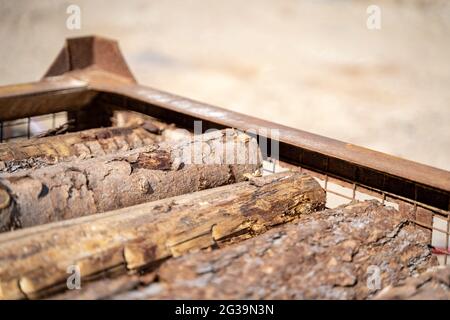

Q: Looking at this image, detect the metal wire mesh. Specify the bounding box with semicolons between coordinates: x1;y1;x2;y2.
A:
0;112;68;143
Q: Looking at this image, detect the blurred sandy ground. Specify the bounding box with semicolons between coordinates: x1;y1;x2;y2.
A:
0;0;449;170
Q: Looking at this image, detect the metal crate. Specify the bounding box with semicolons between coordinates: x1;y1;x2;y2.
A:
0;36;449;265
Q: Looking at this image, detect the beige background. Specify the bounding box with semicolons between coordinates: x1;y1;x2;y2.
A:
1;0;449;170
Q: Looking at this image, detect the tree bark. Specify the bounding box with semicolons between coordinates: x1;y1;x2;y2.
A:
111;201;435;300
0;129;261;231
0;171;325;299
0;126;159;173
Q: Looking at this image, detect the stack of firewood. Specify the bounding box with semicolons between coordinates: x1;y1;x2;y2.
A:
0;113;443;300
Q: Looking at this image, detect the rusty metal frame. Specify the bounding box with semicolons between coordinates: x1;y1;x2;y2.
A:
0;36;449;220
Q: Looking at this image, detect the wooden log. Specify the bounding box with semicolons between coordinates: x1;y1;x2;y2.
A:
0;171;325;299
111;201;436;300
0;129;261;231
0;126;159;173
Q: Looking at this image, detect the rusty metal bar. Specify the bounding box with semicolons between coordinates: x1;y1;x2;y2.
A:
0;77;95;121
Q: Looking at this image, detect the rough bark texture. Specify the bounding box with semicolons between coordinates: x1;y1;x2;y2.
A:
0;126;158;173
111;201;435;300
373;265;450;300
0;129;261;231
0;171;324;299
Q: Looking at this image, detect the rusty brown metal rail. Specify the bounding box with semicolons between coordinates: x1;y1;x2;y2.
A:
0;35;449;213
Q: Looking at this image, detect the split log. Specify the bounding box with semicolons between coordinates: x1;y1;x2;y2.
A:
113;201;436;300
0;126;158;173
373;265;450;300
0;129;261;231
0;171;325;299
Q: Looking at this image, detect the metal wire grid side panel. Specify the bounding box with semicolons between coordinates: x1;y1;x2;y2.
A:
265;159;450;266
0;112;68;143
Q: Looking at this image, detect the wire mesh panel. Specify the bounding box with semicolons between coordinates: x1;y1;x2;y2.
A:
264;158;450;266
0;112;68;143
